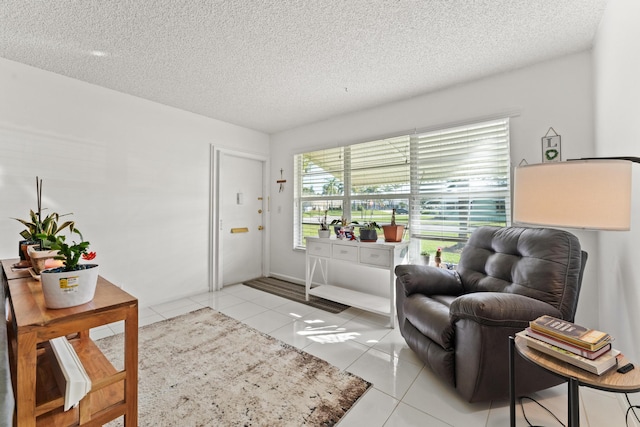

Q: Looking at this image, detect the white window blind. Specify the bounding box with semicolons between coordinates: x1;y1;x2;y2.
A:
293;118;510;248
410;119;510;242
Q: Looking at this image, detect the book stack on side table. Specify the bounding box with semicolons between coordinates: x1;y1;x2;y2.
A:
516;315;619;375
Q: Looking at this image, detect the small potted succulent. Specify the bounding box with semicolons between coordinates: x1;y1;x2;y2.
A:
434;247;442;267
359;221;380;242
419;250;430;265
318;210;331;238
381;208;405;242
37;229;98;309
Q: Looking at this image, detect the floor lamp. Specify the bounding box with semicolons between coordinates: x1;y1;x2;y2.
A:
513;159;632;230
511;159;633;427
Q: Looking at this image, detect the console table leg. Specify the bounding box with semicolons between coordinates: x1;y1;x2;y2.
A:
568;378;580;427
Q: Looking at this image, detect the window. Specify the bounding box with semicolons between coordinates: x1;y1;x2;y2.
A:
294;118;510;259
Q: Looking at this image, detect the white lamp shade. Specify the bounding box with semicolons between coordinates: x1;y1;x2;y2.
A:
513;160;632;230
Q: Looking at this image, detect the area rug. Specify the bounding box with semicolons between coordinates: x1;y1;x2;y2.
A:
244;277;349;314
97;307;370;426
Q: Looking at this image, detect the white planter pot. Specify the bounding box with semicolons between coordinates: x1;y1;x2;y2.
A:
27;246;59;275
40;264;99;309
318;229;331;238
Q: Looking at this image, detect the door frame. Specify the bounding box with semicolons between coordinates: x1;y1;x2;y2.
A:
209;146;270;291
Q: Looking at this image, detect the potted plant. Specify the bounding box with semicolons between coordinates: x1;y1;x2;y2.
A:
359;222;380;242
381;209;405;242
318;210;331;238
419;250;430;265
434;247;442;267
37;229;98;309
13;177;75;272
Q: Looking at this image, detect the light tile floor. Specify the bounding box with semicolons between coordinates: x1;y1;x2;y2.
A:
91;284;639;427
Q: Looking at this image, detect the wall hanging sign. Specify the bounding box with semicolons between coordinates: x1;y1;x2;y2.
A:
277;168;287;192
541;127;561;163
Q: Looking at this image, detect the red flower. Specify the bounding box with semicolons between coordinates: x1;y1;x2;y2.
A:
82;251;97;260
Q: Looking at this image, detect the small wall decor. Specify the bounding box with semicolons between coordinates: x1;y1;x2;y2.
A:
277;168;286;192
541;127;561;163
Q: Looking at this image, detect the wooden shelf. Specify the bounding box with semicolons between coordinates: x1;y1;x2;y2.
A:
2;259;138;427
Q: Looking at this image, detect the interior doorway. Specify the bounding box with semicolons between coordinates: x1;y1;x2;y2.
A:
211;148;267;290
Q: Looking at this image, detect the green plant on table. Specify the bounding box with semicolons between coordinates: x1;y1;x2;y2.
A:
361;221;380;230
12;177;75;248
38;230;95;272
318;210;329;230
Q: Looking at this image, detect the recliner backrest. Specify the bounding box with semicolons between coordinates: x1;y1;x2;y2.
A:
456;226;586;320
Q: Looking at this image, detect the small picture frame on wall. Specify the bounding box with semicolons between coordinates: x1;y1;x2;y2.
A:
541;127;561;163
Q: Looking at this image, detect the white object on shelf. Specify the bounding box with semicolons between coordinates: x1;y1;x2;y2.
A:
305;237;409;328
49;336;92;411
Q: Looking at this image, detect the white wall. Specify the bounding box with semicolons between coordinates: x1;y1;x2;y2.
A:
593;0;640;361
269;52;600;323
0;58;269;308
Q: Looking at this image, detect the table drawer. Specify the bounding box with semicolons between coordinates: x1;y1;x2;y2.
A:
332;244;358;262
360;247;391;267
307;241;331;257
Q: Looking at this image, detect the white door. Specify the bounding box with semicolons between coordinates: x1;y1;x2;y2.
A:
218;153;265;286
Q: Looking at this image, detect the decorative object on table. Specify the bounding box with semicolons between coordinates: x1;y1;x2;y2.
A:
381;208;405;242
529;315;611;352
358;221;380;242
434;247;442;267
541;127;561;163
12;176;75;269
95;308;370;426
516;331;619;375
419;250;430;265
317;210;330;238
38;229;98;309
330;217;357;236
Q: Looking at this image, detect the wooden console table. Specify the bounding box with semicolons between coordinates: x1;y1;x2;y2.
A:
510;334;640;427
305;237;408;328
2;259;138;427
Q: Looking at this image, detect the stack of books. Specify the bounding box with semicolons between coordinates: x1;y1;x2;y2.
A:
517;315;619;375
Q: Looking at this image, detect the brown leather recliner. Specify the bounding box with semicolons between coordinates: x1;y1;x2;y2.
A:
395;226;587;402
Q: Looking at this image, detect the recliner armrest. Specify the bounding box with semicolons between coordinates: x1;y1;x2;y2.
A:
450;292;563;328
395;264;464;297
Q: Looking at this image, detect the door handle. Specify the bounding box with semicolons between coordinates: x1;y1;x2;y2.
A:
258;226;264;231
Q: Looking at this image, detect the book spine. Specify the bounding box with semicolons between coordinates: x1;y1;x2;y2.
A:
529;323;603;351
525;328;611;360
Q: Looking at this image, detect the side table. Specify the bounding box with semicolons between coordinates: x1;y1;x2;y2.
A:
509;334;640;427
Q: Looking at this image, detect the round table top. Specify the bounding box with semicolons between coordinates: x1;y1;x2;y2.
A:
514;334;640;393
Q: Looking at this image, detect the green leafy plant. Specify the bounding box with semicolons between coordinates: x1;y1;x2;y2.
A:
330;218;358;227
361;221;380;230
14;209;75;244
12;177;75;248
38;230;92;271
318;210;329;230
420;250;430;256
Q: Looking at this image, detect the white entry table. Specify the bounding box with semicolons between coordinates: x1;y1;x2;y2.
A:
305;237;409;328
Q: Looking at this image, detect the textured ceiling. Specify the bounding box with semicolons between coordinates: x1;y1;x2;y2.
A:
0;1;608;134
